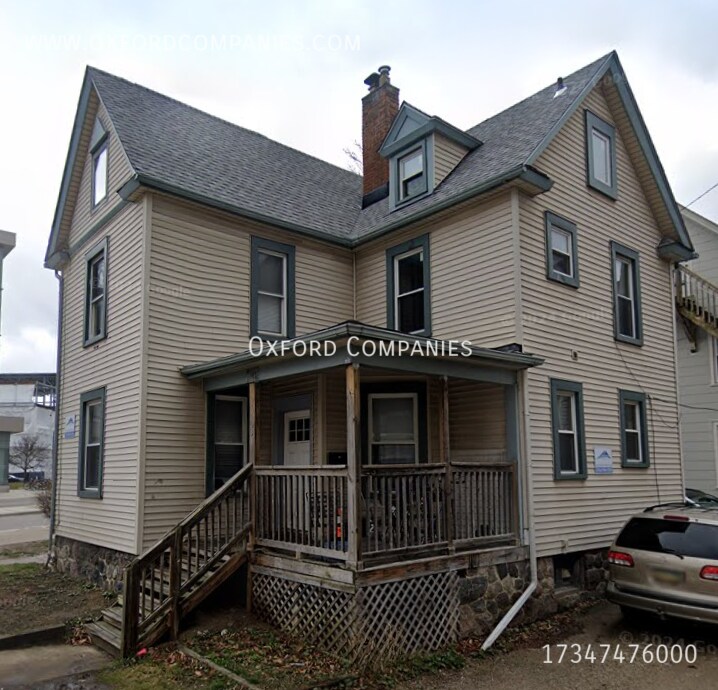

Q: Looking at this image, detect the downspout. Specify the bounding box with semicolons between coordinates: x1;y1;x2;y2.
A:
47;269;64;565
482;367;537;650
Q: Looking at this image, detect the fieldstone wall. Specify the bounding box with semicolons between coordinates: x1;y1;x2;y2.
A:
458;548;608;637
53;535;134;592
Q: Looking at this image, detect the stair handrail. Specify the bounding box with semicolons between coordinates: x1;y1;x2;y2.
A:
675;264;718;293
120;462;254;656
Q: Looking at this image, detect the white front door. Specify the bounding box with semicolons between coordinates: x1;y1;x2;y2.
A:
283;409;311;466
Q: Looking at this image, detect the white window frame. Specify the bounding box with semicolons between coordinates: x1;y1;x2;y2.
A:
550;226;574;278
82;399;102;491
557;391;580;475
622;400;643;465
256;248;287;338
367;392;419;465
87;251;106;339
398;148;425;201
393;247;425;335
615;255;637;339
591;128;612;187
92;143;108;207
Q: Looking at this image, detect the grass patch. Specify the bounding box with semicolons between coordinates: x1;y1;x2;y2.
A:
0;540;47;559
189;626;353;689
99;648;235;690
0;562;108;636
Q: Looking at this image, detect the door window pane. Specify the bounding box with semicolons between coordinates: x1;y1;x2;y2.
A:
371;397;414;442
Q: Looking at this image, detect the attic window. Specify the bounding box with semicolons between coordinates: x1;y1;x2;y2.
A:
398;147;427;202
90;118;109;208
585;111;617;199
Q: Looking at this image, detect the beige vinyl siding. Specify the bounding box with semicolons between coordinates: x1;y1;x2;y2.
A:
520;86;683;556
355;194;517;348
433;134;467;187
55;201;144;554
449;380;506;459
142;195;353;547
68;97;134;247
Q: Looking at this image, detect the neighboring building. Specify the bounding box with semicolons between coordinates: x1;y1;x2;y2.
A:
0;232;24;492
676;209;718;493
0;373;56;478
44;51;693;657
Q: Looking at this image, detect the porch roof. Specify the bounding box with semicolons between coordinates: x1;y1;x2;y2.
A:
181;322;543;390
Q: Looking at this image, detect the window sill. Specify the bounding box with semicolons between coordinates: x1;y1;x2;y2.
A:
621;462;650;469
615;334;643;347
77;490;103;499
553;473;588;481
587;180;618;200
547;273;580;289
83;334;107;349
391;189;430;212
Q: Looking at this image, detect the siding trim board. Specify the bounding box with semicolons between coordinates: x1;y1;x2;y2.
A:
618;389;650;468
549;378;587;481
610;241;644;346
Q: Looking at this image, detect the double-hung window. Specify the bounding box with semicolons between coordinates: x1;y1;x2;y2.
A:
398;147;427;202
84;239;108;346
545;212;579;287
551;379;586;479
619;390;649;468
611;242;642;345
386;234;431;336
78;388;105;498
368;393;419;464
251;237;295;339
585;110;617;198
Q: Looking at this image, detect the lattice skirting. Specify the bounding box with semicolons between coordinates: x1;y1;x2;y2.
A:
252;569;459;662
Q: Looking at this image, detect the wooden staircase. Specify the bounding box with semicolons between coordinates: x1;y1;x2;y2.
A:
675;265;718;344
86;463;253;657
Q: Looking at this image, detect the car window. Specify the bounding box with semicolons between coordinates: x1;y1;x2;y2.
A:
617;517;718;559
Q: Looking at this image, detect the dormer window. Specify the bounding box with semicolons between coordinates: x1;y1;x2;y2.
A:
90;118;109;208
399;148;426;201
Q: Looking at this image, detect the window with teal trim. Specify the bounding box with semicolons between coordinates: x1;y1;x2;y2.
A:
386;234;431;336
619;390;649;468
586;110;617;199
611;242;642;346
550;379;586;480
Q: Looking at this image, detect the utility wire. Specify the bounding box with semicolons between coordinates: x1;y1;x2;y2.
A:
681;181;718;210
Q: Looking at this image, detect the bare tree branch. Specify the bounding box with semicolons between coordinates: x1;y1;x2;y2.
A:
343;140;363;174
10;433;50;481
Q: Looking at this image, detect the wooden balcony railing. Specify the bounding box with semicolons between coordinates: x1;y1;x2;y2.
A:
255;466;349;560
675;264;718;332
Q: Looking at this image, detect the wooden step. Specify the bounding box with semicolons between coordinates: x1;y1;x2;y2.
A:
102;605;123;630
86;620;121;656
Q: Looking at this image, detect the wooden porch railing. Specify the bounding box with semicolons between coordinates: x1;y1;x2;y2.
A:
361;464;447;556
255;466;349;560
120;463;253;656
452;462;516;543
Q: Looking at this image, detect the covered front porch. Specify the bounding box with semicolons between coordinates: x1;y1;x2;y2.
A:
183;323;542;572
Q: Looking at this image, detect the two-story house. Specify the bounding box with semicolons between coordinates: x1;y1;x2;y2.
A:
675;209;718;494
44;52;693;659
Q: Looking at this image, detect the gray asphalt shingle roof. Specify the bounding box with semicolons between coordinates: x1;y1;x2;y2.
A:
88;53;612;244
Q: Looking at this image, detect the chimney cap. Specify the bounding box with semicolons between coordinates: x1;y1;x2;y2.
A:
378;65;391;76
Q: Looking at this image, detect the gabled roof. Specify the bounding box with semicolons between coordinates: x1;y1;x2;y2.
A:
46;51;692;265
379;102;481;157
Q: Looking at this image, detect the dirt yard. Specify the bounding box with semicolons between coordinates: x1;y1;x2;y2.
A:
0;563;108;636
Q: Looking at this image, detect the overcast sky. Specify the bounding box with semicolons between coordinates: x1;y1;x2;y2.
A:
1;0;717;372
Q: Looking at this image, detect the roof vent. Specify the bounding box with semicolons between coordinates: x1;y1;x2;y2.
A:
554;77;568;98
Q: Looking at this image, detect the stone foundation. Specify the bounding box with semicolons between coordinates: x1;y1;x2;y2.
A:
53;535;134;592
458;548;608;637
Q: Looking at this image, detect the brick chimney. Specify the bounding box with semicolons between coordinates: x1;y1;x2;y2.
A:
362;65;399;202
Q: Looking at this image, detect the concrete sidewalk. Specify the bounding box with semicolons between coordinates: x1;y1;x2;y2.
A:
0;644;109;689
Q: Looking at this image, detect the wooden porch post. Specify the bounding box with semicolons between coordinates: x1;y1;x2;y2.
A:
346;363;361;568
439;376;454;552
247;380;258;611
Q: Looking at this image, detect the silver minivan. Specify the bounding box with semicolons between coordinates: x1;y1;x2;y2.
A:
607;504;718;624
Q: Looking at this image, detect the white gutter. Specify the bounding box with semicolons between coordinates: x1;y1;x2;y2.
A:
482;368;537;650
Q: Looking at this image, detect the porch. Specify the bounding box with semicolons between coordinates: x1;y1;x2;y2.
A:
185;323;541;572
